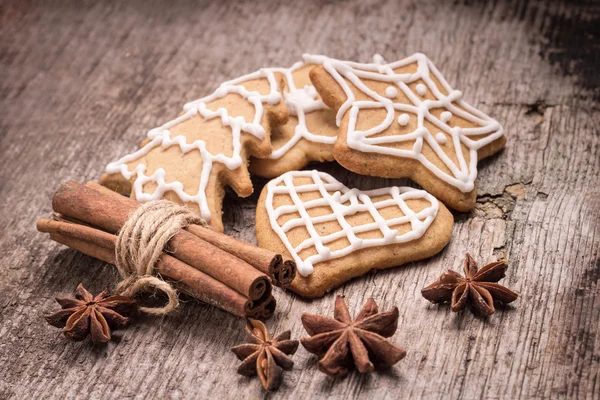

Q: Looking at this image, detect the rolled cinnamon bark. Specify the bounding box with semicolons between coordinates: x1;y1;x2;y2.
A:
52;181;269;301
186;225;296;287
37;218;274;319
86;181;296;287
49;232;115;264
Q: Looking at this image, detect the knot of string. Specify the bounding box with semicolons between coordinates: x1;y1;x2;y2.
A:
114;200;205;315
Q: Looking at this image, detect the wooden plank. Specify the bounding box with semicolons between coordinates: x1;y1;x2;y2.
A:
0;0;598;399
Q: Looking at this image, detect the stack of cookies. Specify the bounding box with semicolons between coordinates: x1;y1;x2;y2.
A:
101;53;506;298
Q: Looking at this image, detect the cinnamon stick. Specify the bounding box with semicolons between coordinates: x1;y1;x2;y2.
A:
85;181;296;287
186;225;296;287
37;218;274;319
52;181;269;301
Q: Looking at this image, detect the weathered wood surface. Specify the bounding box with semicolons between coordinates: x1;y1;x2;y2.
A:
1;1;598;399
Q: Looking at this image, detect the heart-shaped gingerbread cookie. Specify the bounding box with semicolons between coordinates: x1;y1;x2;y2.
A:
256;170;454;298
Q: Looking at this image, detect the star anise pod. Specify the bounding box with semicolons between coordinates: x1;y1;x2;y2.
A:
421;253;519;317
45;283;137;344
231;319;299;391
300;296;407;377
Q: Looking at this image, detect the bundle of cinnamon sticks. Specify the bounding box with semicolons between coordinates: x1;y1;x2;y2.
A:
36;181;296;319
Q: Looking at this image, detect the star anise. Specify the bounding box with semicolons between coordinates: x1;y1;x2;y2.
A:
421;253;519;317
231;319;299;391
300;296;407;377
45;283;137;344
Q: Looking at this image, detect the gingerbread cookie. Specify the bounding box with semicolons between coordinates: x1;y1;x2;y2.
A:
307;53;506;212
256;170;454;298
101;69;288;231
250;60;338;178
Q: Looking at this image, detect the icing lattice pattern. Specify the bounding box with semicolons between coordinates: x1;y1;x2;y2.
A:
105;69;282;222
304;53;504;193
266;170;439;276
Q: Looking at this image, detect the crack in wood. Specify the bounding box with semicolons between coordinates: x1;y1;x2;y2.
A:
472;182;529;220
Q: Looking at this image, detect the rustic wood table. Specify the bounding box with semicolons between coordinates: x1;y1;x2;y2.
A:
1;1;598;399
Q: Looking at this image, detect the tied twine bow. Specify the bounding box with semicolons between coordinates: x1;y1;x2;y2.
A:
114;200;207;315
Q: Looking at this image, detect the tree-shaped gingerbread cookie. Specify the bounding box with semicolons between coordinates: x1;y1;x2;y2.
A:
101;69;288;231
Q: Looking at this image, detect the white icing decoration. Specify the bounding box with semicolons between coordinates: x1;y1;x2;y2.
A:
106;69;282;222
266;170;439;276
285;85;321;116
385;86;398;98
303;53;504;193
416;83;427;96
435;132;447;144
398;113;410;126
267;62;334;160
373;54;386;65
441;111;452;122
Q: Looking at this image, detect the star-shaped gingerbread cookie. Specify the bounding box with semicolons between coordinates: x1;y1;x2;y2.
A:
307;53;506;212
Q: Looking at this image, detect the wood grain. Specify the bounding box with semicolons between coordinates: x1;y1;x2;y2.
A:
0;0;598;399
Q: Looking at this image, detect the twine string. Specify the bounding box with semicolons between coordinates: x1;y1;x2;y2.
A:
114;200;204;315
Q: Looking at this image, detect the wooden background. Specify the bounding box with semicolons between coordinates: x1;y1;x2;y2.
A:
1;1;598;399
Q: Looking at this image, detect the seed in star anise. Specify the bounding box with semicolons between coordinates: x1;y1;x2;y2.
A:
231;319;299;391
45;283;138;344
301;296;407;377
421;253;519;317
